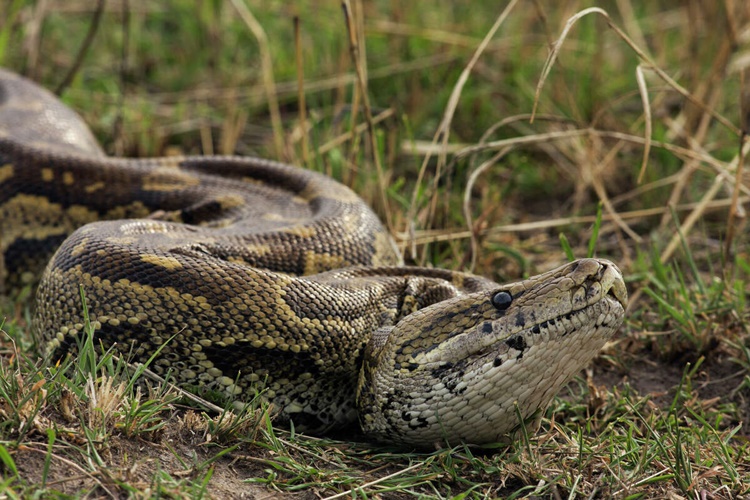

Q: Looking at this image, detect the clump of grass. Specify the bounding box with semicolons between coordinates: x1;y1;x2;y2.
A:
0;289;274;496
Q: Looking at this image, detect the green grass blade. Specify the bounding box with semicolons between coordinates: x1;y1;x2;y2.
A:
587;202;603;258
559;233;575;261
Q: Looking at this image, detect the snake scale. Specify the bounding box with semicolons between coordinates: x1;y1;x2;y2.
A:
0;68;627;448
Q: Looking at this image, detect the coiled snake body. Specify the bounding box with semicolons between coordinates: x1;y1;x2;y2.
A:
0;68;627;447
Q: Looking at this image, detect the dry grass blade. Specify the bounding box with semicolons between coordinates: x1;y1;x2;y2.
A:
661;138;750;263
594;131;747;187
614;0;650;57
457;128;749;197
725;69;750;260
341;0;392;229
456;129;589;159
230;0;284;159
86;374;126;429
401;195;748;247
590;142;641;242
531;7;740;136
367;19;481;48
54;0;105;96
405;0;520;254
322;462;424;500
635;65;652;184
22;445;117;498
316;108;394;157
463;148;511;272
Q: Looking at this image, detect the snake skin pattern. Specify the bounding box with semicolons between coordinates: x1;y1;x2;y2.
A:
0;68;627;447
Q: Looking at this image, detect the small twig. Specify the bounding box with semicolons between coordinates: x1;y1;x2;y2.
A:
316;108;394;156
125;359;224;414
112;0;129;157
661;164;747;264
294;16;309;167
323;462;425;500
341;0;392;229
21;445;117;498
54;0;106;96
724;131;747;262
23;0;48;78
399;195;749;247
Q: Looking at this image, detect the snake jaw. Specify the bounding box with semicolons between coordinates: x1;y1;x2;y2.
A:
358;258;626;447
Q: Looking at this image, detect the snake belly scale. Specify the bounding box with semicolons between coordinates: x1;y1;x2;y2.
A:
0;68;627;447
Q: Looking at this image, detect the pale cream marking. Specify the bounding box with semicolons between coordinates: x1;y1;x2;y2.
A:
282;225;316;238
241;177;265;185
85;181;105;193
105;201;151;220
104;236;138;245
241;244;272;256
70;238;89;257
261;213;307;224
0;164;13;184
140;253;183;270
296;181;360;203
142;167;200;192
66;205;99;221
303;250;347;275
1;195;98;243
217;194;245;210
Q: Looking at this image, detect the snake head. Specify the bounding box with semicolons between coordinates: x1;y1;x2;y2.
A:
357;258;627;448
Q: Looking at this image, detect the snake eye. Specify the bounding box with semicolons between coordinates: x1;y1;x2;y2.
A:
491;291;512;310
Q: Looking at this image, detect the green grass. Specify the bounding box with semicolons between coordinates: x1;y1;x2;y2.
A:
2;0;750;497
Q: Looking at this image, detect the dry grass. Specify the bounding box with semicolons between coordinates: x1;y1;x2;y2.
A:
1;0;750;498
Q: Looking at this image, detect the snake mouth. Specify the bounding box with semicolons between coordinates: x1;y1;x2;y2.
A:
601;261;628;310
413;258;628;368
502;259;627;344
547;261;627;336
607;287;623;305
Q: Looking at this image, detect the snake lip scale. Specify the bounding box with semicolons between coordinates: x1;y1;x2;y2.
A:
0;67;627;448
